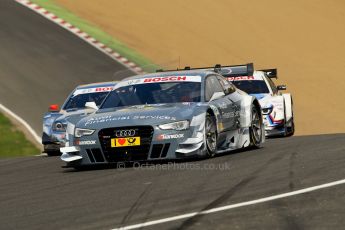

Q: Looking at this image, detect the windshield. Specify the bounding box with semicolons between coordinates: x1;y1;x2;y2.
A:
101;82;201;109
232;80;269;94
63;92;109;110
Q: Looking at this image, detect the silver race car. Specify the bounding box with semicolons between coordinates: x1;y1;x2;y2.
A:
61;66;264;168
226;69;294;137
42;82;116;155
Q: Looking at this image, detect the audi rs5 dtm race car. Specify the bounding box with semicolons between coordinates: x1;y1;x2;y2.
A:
227;69;294;137
60;65;264;168
42;82;116;155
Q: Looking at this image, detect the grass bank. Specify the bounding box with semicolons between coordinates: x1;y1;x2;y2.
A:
0;113;40;158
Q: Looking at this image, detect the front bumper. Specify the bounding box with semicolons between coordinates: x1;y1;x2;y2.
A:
60;126;206;166
42;131;66;153
60;146;82;162
264;126;286;137
263;114;285;137
44;143;64;152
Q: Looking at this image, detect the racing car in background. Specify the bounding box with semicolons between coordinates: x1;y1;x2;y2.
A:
42;82;116;155
226;68;294;137
60;65;264;168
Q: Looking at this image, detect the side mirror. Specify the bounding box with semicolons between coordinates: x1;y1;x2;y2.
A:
210;92;225;101
49;104;59;112
85;101;98;110
277;85;287;90
225;85;236;94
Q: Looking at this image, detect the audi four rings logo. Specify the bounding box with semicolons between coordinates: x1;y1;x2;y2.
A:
115;129;136;137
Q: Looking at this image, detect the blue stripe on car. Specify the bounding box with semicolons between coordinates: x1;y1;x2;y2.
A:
249;93;267;100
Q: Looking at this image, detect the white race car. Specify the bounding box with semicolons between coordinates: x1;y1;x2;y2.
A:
227;69;294;137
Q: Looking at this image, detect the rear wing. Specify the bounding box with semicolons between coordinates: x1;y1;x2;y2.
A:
156;63;254;77
258;68;277;79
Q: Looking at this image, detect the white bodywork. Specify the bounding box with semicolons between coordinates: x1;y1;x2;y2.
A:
229;71;294;137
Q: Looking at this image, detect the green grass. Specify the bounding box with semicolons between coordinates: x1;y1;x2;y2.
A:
30;0;159;72
0;113;40;158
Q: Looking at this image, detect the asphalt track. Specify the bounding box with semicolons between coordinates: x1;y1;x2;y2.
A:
0;134;344;230
0;0;134;134
0;1;344;230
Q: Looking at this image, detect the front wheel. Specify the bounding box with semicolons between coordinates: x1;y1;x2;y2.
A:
205;113;217;157
286;118;295;137
250;105;262;148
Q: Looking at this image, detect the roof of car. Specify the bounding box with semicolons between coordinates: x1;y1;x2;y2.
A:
76;81;117;89
122;70;215;81
253;71;266;80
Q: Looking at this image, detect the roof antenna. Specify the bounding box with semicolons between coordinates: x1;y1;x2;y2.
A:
214;64;222;73
178;56;181;70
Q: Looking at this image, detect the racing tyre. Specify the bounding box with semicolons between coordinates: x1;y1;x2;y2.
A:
249;104;262;148
286;106;295;137
205;113;217;157
283;102;295;137
286;119;295;137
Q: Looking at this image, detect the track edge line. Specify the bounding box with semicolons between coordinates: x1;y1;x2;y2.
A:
112;178;345;230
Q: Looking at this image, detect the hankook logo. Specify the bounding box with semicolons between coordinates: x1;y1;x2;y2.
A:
115;129;136;137
78;140;96;145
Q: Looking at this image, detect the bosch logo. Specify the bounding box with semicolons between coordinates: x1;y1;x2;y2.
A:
115;129;136;137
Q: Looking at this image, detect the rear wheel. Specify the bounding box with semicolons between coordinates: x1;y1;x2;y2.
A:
286;106;295;137
250;105;262;148
284;102;295;137
286;119;295;136
205;113;217;157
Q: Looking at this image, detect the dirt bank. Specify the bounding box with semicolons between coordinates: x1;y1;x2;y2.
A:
55;0;345;135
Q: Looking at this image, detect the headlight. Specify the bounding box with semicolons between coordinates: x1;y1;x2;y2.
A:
52;121;66;132
158;120;190;131
74;128;95;138
262;105;273;115
262;108;273;115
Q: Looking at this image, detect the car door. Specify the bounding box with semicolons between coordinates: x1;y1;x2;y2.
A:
205;75;239;132
217;76;241;130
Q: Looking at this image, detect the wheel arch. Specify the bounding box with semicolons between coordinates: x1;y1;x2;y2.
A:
282;93;293;122
206;108;215;117
206;108;219;134
252;98;263;121
251;97;265;145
